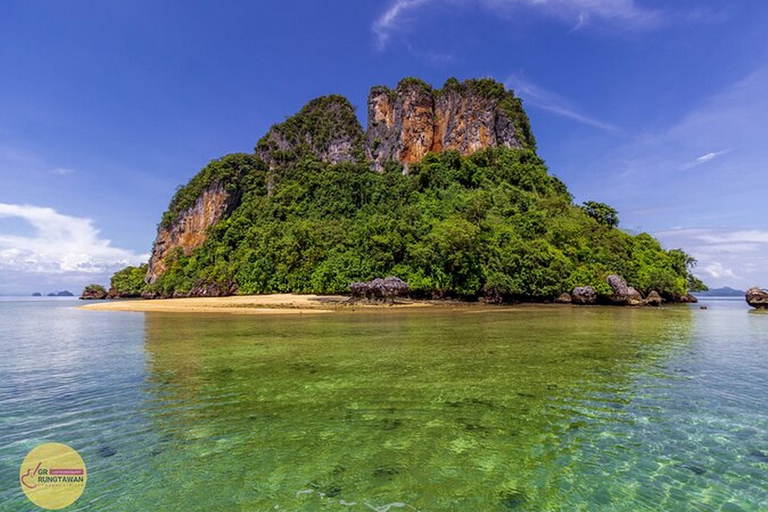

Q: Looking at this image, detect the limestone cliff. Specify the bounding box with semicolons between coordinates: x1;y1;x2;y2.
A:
366;78;535;171
146;154;259;284
146;181;237;283
146;78;536;287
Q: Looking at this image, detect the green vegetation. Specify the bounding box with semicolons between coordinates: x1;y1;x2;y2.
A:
110;264;149;297
581;201;619;228
81;284;107;298
255;95;365;166
397;77;433;94
143;147;699;302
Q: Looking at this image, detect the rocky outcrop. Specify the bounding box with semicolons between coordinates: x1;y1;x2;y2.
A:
350;276;410;303
554;292;572;304
146;181;240;283
643;291;663;307
256;95;365;170
571;286;597;305
676;293;699;304
606;274;644;306
80;285;107;300
367;78;535;171
746;287;768;308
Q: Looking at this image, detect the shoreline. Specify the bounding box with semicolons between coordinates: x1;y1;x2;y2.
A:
77;293;435;315
77;293;698;316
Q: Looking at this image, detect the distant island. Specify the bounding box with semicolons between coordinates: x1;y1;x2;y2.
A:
108;77;704;305
47;290;75;297
694;287;745;297
31;292;42;297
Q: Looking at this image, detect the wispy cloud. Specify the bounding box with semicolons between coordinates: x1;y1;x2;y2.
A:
373;0;434;50
506;74;622;133
0;203;147;275
653;227;768;288
373;0;662;49
51;167;75;176
680;148;732;170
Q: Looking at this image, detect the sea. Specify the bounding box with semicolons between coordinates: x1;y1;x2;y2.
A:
0;296;766;511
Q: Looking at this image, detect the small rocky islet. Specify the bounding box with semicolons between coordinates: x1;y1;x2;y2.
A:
746;287;768;309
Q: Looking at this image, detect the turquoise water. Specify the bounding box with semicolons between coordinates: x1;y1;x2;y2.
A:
1;297;767;510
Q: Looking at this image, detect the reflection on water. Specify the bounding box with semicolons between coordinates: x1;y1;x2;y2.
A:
138;305;695;511
2;300;768;510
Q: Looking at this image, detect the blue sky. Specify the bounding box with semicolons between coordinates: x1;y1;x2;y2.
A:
1;0;767;294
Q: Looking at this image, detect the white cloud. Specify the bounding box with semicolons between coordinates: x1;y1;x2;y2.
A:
506;74;622;133
653;227;768;289
51;167;74;176
0;203;148;275
373;0;661;49
702;262;736;280
696;230;768;245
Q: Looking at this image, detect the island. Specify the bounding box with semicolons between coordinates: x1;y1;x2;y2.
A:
105;77;703;307
47;290;75;297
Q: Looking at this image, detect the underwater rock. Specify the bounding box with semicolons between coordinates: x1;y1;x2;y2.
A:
98;445;117;458
498;487;528;509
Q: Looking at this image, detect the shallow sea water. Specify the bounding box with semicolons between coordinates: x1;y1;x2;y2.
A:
1;297;766;510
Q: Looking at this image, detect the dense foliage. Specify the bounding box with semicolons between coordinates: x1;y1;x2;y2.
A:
255;95;365;167
143;147;700;302
109;264;149;297
81;284;107;298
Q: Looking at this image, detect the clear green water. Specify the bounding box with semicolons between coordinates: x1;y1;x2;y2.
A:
1;298;767;510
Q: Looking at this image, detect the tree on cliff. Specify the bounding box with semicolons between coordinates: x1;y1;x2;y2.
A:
581;201;619;228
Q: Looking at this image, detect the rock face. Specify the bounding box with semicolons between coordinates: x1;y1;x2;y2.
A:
367;78;535;171
606;274;644;306
746;287;768;308
644;291;663;307
146;181;240;283
571;286;597;305
677;293;698;304
350;276;410;302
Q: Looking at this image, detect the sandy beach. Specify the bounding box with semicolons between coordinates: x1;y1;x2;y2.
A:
77;293;439;315
79;293;350;315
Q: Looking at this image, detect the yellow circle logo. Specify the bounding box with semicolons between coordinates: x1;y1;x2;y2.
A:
20;443;87;510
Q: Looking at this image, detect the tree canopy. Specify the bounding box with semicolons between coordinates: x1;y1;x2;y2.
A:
137;147;700;302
